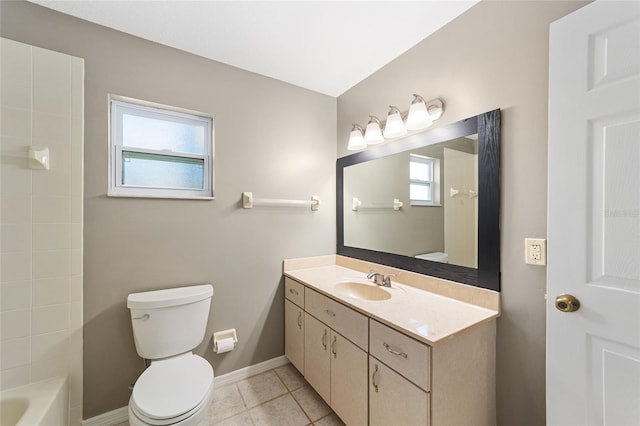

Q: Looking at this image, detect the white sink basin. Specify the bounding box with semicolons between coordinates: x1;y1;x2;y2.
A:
334;281;391;301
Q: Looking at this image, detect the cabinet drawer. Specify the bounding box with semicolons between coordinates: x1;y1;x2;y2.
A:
285;277;305;308
305;288;368;350
370;319;430;391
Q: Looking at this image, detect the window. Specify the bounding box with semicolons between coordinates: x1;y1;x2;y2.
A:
109;96;214;199
409;154;440;206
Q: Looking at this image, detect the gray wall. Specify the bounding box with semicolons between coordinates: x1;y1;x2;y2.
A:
337;1;587;425
1;1;336;418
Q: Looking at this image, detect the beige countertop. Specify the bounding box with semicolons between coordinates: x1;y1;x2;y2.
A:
284;263;499;346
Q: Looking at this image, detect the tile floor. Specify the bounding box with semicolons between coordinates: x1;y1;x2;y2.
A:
118;364;345;426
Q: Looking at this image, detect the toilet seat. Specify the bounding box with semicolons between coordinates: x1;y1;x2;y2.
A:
130;353;214;425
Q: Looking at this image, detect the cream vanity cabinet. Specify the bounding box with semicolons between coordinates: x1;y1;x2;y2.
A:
284;276;496;426
285;277;368;426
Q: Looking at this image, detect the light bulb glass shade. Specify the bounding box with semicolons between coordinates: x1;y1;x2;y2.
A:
347;124;366;150
364;116;384;145
383;106;407;139
405;95;433;130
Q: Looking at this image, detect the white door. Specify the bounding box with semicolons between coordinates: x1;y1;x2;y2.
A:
548;1;640;425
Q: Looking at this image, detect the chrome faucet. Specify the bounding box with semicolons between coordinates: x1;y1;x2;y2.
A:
367;271;392;287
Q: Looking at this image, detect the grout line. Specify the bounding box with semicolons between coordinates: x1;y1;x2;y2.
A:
231;367;336;426
289;386;313;425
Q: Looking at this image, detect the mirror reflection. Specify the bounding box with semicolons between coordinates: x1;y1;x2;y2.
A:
344;135;479;269
338;109;500;291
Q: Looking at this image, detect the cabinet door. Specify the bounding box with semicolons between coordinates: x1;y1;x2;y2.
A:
285;299;304;374
304;313;331;404
370;356;429;426
331;331;368;426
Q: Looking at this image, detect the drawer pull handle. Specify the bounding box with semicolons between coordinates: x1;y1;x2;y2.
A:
297;311;302;329
324;309;336;317
132;314;150;321
331;336;337;358
383;342;408;358
289;288;299;296
322;329;328;350
372;364;379;393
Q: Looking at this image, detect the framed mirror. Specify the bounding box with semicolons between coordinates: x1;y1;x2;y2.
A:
337;109;500;291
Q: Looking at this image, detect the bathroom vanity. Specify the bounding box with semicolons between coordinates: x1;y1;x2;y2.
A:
283;255;499;426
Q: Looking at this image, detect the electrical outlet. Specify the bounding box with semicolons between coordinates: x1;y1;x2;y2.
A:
525;238;547;266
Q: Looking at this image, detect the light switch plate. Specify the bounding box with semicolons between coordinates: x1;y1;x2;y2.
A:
525;238;547;266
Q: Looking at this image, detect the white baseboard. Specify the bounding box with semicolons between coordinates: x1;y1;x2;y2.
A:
213;355;289;387
81;356;290;426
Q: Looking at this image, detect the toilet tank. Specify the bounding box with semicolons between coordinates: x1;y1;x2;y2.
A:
127;284;213;360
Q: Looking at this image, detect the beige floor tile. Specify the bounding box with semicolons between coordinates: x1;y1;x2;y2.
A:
211;410;254;426
249;394;310;426
312;413;345;426
237;370;288;408
275;364;306;391
292;386;331;422
209;384;247;424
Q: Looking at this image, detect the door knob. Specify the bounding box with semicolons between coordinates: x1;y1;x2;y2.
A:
555;294;580;312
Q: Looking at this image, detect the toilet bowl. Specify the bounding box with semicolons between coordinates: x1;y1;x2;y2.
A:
128;353;214;426
127;284;214;426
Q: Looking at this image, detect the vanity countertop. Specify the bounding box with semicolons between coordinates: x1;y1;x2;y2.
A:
285;264;499;346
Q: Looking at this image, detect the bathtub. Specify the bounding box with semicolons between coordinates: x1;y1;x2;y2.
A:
0;376;68;426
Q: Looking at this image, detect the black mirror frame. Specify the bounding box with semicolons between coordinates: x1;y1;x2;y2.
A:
337;109;500;291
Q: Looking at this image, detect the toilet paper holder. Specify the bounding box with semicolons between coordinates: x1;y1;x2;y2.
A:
213;328;238;353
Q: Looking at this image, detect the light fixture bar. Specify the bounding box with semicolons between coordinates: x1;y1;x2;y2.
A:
347;96;444;151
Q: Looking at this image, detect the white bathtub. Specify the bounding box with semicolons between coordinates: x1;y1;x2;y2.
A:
1;376;68;426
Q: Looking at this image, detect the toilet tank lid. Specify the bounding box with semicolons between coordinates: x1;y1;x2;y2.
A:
127;284;213;309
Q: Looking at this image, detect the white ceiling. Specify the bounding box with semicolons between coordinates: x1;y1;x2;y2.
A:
29;0;479;96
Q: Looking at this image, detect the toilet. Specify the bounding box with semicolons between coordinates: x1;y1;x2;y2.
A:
127;284;214;426
415;252;449;263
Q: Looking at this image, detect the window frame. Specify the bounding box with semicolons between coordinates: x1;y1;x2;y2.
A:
108;95;214;200
409;153;441;206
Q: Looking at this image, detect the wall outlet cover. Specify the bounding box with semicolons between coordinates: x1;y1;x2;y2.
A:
525;238;547;266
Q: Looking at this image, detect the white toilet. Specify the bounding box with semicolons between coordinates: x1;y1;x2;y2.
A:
415;252;449;263
127;284;214;426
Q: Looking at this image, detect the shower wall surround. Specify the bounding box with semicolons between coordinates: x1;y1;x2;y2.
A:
0;38;84;425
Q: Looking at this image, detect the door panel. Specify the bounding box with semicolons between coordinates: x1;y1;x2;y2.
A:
304;313;330;404
285;299;304;374
330;331;368;426
548;1;640;424
369;356;429;426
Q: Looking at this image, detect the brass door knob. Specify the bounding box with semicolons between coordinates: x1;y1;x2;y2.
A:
555;294;580;312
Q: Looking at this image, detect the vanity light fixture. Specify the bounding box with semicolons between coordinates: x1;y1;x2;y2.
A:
382;105;408;139
364;116;384;145
405;94;433;130
347;123;366;151
347;96;444;151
